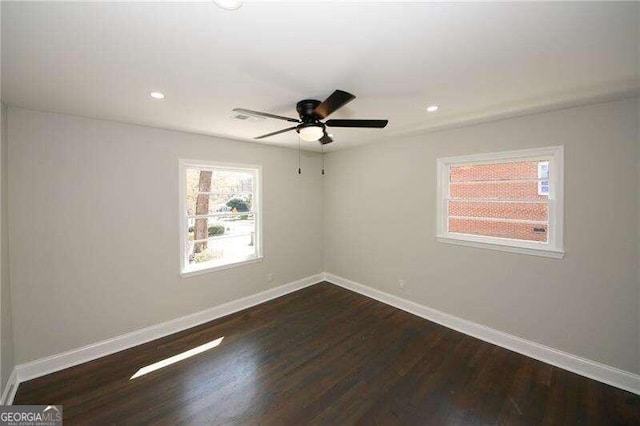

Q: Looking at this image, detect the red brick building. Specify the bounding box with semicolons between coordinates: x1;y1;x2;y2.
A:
447;160;549;242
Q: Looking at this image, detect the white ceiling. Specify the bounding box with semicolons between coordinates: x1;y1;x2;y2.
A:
2;1;639;151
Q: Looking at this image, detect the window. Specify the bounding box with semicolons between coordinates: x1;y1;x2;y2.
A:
538;161;549;195
436;147;564;258
179;160;262;276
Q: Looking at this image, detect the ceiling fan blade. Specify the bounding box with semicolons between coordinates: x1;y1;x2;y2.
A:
254;126;298;140
319;133;333;145
325;119;388;128
313;90;356;119
233;108;300;123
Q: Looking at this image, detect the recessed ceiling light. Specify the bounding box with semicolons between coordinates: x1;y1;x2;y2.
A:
213;0;243;10
150;91;165;100
426;105;439;112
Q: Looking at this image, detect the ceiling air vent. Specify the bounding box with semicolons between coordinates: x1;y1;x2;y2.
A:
231;113;265;122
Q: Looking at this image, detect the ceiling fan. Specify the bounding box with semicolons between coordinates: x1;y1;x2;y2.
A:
233;90;388;145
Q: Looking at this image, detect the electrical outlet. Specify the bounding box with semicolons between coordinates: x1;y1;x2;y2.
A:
266;273;274;283
398;279;405;290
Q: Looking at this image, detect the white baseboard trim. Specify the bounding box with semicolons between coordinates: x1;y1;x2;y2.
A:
0;369;17;405
12;272;640;397
15;273;323;384
323;272;640;396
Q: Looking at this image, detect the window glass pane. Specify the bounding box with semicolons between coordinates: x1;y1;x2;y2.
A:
450;181;548;200
538;181;549;196
187;214;256;241
538;161;549;179
448;218;548;242
188;218;223;241
186;213;257;267
217;194;253;213
183;163;259;272
446;158;553;243
448;201;547;221
187;194;254;216
216;234;256;260
212;170;254;193
187;240;224;264
186;168;254;216
450;160;544;182
537;161;550;195
186;168;202;216
187;234;257;266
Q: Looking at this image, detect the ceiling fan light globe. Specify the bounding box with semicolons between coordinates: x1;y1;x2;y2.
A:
298;125;324;142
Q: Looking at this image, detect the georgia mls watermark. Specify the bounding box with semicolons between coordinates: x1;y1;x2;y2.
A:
0;405;62;426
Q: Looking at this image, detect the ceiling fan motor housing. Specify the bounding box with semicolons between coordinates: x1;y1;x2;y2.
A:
296;99;325;136
296;99;322;120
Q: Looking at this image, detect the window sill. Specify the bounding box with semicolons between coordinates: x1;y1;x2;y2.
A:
436;235;564;259
181;256;263;278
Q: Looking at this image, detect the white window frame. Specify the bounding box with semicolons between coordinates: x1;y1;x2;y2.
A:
179;159;263;277
436;146;564;259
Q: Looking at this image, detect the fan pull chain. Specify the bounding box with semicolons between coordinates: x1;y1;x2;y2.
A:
321;144;325;175
297;135;301;175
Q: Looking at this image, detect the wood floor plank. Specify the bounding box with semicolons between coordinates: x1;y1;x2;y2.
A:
13;282;640;425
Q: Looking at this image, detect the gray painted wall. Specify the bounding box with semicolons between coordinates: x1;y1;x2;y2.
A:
1;0;17;390
7;107;324;363
5;97;639;377
1;104;15;390
324;98;640;373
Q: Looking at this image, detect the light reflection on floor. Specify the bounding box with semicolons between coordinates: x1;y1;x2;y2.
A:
130;337;224;380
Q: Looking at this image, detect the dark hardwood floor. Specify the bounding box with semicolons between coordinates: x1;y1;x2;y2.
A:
14;282;640;425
